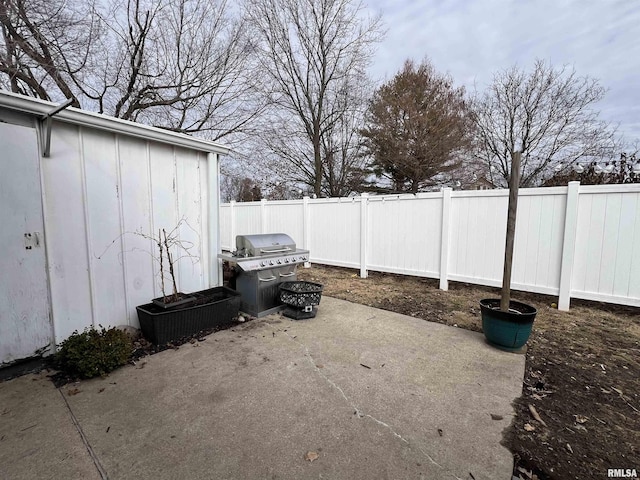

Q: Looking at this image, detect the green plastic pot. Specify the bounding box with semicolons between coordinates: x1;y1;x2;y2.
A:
480;299;537;351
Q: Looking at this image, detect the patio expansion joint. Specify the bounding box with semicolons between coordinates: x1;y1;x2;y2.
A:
58;388;109;480
269;324;464;480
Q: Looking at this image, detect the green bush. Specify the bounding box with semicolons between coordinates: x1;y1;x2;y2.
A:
55;326;132;379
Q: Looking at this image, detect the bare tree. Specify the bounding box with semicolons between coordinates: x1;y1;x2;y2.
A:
361;59;473;193
319;78;373;196
219;175;263;202
0;0;99;105
244;0;383;197
472;60;617;187
0;0;265;142
543;152;640;186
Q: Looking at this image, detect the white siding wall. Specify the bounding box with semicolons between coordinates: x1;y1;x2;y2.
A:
43;122;217;343
221;183;640;308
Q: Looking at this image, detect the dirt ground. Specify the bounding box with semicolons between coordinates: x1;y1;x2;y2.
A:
297;264;640;480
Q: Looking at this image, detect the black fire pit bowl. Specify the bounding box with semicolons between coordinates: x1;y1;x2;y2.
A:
279;281;323;320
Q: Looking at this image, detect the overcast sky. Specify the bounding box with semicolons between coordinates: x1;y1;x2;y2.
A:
365;0;640;144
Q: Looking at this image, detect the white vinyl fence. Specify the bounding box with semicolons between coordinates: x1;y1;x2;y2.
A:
220;182;640;310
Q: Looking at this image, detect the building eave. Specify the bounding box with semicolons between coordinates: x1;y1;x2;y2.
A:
0;90;231;156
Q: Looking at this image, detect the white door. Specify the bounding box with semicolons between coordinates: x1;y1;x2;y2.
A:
0;122;51;365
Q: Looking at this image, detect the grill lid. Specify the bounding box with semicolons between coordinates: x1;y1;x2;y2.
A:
236;233;296;257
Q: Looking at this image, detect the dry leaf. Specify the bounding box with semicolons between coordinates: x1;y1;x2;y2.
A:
528;404;547;427
524;423;536;431
304;451;319;462
517;466;533;478
490;414;504;420
574;415;588;424
67;388;81;396
566;443;573;454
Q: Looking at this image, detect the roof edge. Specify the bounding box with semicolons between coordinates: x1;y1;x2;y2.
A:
0;90;230;155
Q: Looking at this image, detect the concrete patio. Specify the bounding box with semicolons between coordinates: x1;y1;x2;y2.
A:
0;297;525;480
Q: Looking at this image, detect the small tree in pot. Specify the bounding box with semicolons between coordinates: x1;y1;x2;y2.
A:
152;225;197;308
480;151;537;350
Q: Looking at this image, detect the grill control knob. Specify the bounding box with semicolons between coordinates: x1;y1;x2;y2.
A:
260;261;266;267
277;259;282;264
269;260;274;265
284;258;289;263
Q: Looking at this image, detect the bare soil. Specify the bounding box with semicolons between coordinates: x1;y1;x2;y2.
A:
298;264;640;480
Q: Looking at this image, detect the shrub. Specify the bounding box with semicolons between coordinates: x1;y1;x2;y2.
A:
55;326;132;379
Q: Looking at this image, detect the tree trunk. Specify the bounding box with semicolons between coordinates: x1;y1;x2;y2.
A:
313;127;322;197
501;151;521;312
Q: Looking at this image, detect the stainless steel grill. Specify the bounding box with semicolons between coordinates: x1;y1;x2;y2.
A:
218;233;309;317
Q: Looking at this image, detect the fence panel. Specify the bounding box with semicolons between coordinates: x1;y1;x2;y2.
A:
309;199;361;268
511;189;566;294
220;183;640;308
220;205;231;250
571;186;640;304
264;201;305;246
448;191;507;286
234;203;262;237
367;195;442;277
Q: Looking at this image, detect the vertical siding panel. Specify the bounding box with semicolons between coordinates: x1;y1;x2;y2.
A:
118;136;154;326
149;143;179;298
82;129;127;329
198;153;209;289
175;147;203;294
42;122;93;341
172;146;182;290
146;142;156;298
78;127;97;328
115;136;130;325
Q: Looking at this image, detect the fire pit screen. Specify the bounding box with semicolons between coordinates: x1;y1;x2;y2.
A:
279;281;323;320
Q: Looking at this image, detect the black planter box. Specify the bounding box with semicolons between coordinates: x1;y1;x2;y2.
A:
136;287;241;345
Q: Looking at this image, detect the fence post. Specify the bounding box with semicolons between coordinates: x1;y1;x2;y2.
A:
439;188;452;290
260;198;268;234
558;181;580;311
302;196;310;250
360;193;368;278
229;200;236;249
